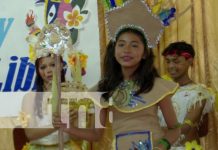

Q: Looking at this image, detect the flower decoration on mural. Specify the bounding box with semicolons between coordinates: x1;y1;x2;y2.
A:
185;140;202;150
147;0;176;26
102;0;128;10
26;10;35;27
64;5;88;29
25;10;41;62
102;0;176;26
25;10;41;36
35;0;89;44
26;16;73;60
17;111;31;128
68;51;88;77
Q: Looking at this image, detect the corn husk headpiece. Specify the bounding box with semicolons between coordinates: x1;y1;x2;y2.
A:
105;0;176;48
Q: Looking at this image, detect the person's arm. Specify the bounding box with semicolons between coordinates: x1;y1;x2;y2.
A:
22;93;57;141
158;94;181;149
24;128;56;141
53;107;107;142
181;100;206;136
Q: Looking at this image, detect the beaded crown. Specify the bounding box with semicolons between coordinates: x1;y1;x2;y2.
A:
104;0;176;48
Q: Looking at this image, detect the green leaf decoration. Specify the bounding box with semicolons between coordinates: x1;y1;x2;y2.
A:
70;28;78;45
71;0;86;9
81;10;88;14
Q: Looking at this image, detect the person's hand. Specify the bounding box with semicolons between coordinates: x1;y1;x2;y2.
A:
52;112;67;129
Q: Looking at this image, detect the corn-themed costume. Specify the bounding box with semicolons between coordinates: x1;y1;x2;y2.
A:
93;78;178;150
158;83;215;149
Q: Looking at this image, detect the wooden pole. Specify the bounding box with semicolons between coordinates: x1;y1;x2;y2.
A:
54;54;63;150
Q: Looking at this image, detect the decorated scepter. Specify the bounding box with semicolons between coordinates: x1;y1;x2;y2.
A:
26;12;74;149
37;21;73;150
25;1;90;145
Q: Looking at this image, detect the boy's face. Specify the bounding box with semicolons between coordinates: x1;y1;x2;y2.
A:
165;54;193;81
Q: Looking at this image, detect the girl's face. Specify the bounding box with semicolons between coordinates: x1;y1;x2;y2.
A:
115;32;145;70
38;56;55;84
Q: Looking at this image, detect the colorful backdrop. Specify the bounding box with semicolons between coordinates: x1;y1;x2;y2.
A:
0;0;101;117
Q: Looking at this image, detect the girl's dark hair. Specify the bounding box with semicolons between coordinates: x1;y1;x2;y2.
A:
162;41;195;58
35;55;66;118
98;27;159;100
35;56;65;92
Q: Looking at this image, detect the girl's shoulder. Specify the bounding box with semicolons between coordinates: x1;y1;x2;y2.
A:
21;92;37;115
22;92;36;105
106;78;178;113
135;78;178;105
176;83;215;101
153;77;178;95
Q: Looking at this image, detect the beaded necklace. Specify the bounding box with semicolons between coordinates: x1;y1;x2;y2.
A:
112;80;146;108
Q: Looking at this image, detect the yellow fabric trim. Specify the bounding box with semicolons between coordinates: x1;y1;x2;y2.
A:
184;119;197;127
22;140;83;150
89;81;179;112
114;84;179;113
